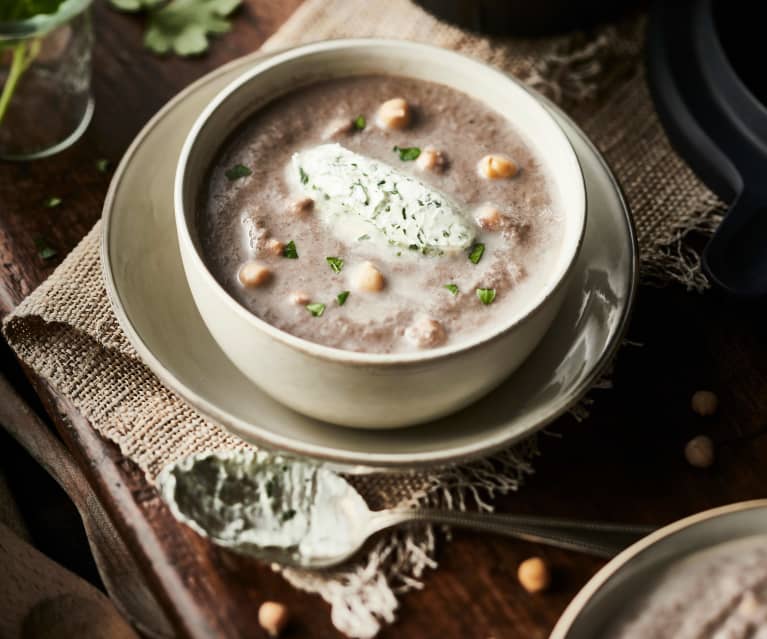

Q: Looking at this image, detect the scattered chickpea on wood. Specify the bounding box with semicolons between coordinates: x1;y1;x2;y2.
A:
353;261;385;292
691;390;718;417
477;154;518;179
290;197;314;216
238;261;271;288
258;601;289;637
685;435;715;468
416;147;447;172
517;557;551;594
376;97;411;130
474;205;504;231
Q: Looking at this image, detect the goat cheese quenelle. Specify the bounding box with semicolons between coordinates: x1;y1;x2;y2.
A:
198;75;564;354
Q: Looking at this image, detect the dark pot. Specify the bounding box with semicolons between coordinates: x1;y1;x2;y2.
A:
414;0;643;36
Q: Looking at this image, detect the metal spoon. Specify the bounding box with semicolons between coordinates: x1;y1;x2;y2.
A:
159;451;655;569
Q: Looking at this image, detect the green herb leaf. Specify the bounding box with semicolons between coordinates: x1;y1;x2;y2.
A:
34;236;57;261
283;240;298;259
468;243;485;264
95;158;111;173
337;291;350;306
444;283;459;296
476;288;496;305
393;145;421;161
357;234;370;241
142;0;242;56
107;0;163;12
0;0;67;22
353;115;366;130
225;163;251;180
326;256;344;273
408;244;419;251
299;166;309;184
280;508;297;522
306;302;325;317
43;196;62;208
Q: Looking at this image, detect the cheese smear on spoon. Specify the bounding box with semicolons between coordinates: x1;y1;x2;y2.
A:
292;143;475;254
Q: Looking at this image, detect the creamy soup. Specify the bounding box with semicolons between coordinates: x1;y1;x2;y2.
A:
606;536;767;639
198;75;564;354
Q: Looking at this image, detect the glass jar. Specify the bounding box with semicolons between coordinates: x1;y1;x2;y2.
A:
0;0;94;161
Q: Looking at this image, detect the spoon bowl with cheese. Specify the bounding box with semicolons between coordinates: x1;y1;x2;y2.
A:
175;39;586;429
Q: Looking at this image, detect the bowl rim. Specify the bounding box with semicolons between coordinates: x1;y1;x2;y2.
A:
549;499;767;639
174;38;587;366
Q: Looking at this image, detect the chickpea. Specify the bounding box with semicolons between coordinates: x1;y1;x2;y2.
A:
406;317;447;349
517;557;551;594
375;97;411;130
289;291;311;305
264;238;283;256
685;435;715;468
416;147;447;173
238;261;271;288
322;117;353;140
353;261;385;292
477;154;518;179
474;205;504;231
290;197;314;216
258;601;289;637
691;390;718;416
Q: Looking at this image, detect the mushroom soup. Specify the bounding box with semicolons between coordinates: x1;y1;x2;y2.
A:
197;75;564;354
606;536;767;639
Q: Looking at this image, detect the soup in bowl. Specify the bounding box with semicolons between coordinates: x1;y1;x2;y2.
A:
175;40;586;428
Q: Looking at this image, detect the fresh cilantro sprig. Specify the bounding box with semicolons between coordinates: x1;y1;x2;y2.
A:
107;0;242;56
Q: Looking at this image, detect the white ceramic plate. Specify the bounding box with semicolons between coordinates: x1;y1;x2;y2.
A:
101;49;637;471
550;500;767;639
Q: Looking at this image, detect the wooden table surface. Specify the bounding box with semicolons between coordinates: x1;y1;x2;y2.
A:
2;2;767;638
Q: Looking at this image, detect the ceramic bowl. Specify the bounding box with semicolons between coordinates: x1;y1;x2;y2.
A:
175;39;587;429
551;500;767;639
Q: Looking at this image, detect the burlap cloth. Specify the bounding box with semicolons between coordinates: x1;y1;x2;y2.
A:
3;1;725;637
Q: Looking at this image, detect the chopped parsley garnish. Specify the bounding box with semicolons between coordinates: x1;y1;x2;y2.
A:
408;244;419;251
306;302;325;317
43;196;62;208
326;256;344;273
357;234;370;241
34;236;57;260
281;509;297;522
95;158;110;173
225;164;251;180
468;243;485;264
393;145;421;161
477;288;496;305
444;283;459;296
283;240;298;259
299;166;309;184
337;291;350;306
265;478;276;498
353;115;366;130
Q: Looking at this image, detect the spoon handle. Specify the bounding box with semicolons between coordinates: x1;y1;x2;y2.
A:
371;509;656;559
